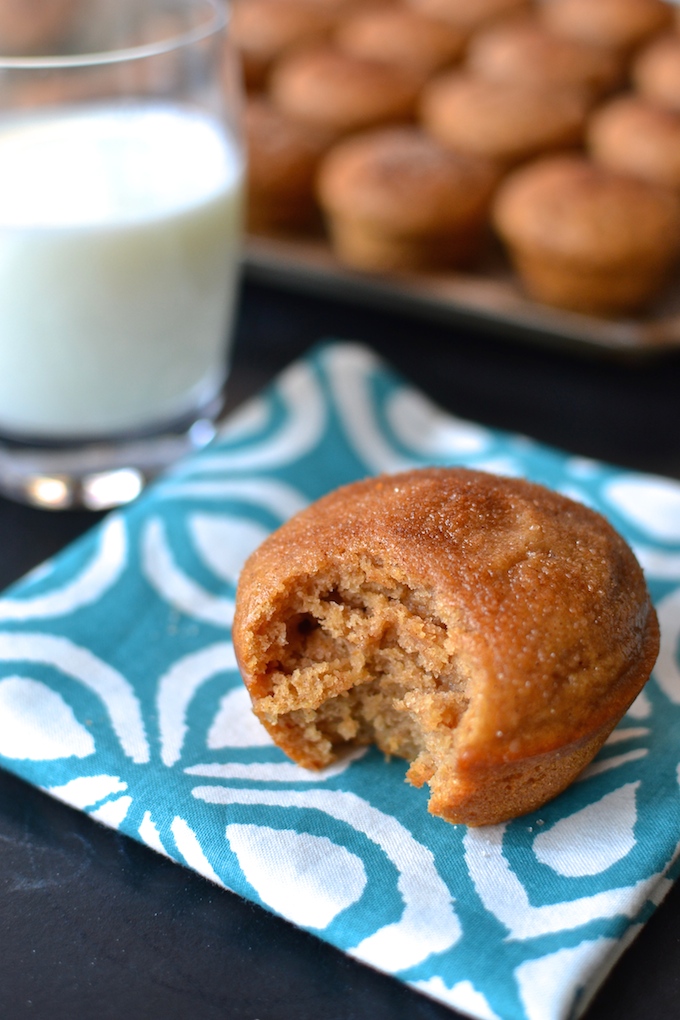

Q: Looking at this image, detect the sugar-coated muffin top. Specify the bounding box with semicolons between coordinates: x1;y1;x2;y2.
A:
468;17;625;96
335;7;465;77
420;70;590;165
269;45;421;135
316;126;499;234
404;0;532;34
633;33;680;113
539;0;672;53
588;93;680;191
493;154;680;266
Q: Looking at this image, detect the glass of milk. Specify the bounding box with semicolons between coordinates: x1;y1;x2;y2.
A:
0;0;244;509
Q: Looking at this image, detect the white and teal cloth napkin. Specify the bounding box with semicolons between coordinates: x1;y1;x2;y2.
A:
1;341;680;1020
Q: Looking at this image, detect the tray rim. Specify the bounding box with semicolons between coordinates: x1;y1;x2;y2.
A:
245;232;680;360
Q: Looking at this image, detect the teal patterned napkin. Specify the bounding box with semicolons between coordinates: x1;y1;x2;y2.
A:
1;341;680;1020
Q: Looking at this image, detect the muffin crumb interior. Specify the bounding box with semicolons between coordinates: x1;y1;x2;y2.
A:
252;560;471;778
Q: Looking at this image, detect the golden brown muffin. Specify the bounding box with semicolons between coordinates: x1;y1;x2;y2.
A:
539;0;672;56
230;0;335;91
420;70;590;168
335;7;465;79
269;45;421;138
492;154;680;315
316;126;499;271
298;0;397;12
233;467;659;827
404;0;533;35
632;33;680;114
589;93;680;192
245;97;332;233
467;18;625;97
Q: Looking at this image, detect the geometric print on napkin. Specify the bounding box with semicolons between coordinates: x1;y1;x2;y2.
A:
0;341;679;1020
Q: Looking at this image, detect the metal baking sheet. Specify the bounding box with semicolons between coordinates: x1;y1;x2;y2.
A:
245;232;680;359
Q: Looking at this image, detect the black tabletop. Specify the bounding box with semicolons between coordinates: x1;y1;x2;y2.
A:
1;273;680;1020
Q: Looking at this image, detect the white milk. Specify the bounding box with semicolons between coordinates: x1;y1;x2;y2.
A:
0;102;244;438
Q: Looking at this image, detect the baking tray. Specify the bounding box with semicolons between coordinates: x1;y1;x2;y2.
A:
245;232;680;359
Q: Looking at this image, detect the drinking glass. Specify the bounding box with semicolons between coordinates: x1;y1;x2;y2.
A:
0;0;244;509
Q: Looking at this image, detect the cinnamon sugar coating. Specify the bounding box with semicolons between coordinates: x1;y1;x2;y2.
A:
492;154;680;314
233;468;659;826
316;127;499;270
539;0;672;54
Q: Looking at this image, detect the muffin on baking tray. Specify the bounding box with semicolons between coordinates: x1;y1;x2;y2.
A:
335;6;466;79
632;32;680;114
233;467;659;827
269;45;421;139
588;93;680;192
492;154;680;315
230;0;335;91
420;69;590;168
316;126;499;271
404;0;533;36
539;0;673;56
467;17;625;97
245;97;331;233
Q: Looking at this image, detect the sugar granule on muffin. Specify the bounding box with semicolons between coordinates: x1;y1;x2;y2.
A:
233;467;659;827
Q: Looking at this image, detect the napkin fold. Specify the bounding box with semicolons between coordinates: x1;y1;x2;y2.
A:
1;341;679;1020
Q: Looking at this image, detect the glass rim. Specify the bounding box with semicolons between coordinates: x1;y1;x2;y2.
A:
0;0;228;71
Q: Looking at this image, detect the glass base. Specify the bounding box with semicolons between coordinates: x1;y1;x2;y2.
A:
0;397;223;511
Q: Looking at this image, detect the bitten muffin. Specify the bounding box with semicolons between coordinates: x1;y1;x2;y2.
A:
245;97;331;232
588;93;680;192
335;7;465;79
467;18;625;97
404;0;533;36
420;70;590;168
539;0;672;56
233;467;659;827
632;33;680;114
230;0;335;91
492;154;680;315
316;126;499;271
269;45;421;138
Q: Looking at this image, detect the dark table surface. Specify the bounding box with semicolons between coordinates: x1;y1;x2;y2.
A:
1;272;680;1020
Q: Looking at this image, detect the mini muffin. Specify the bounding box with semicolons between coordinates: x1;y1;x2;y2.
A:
404;0;533;36
299;0;397;12
245;97;332;233
420;70;590;168
335;7;465;79
492;154;680;315
589;93;680;192
316;126;499;271
269;45;421;139
540;0;672;56
467;18;625;98
632;33;680;114
233;467;659;827
230;0;335;90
